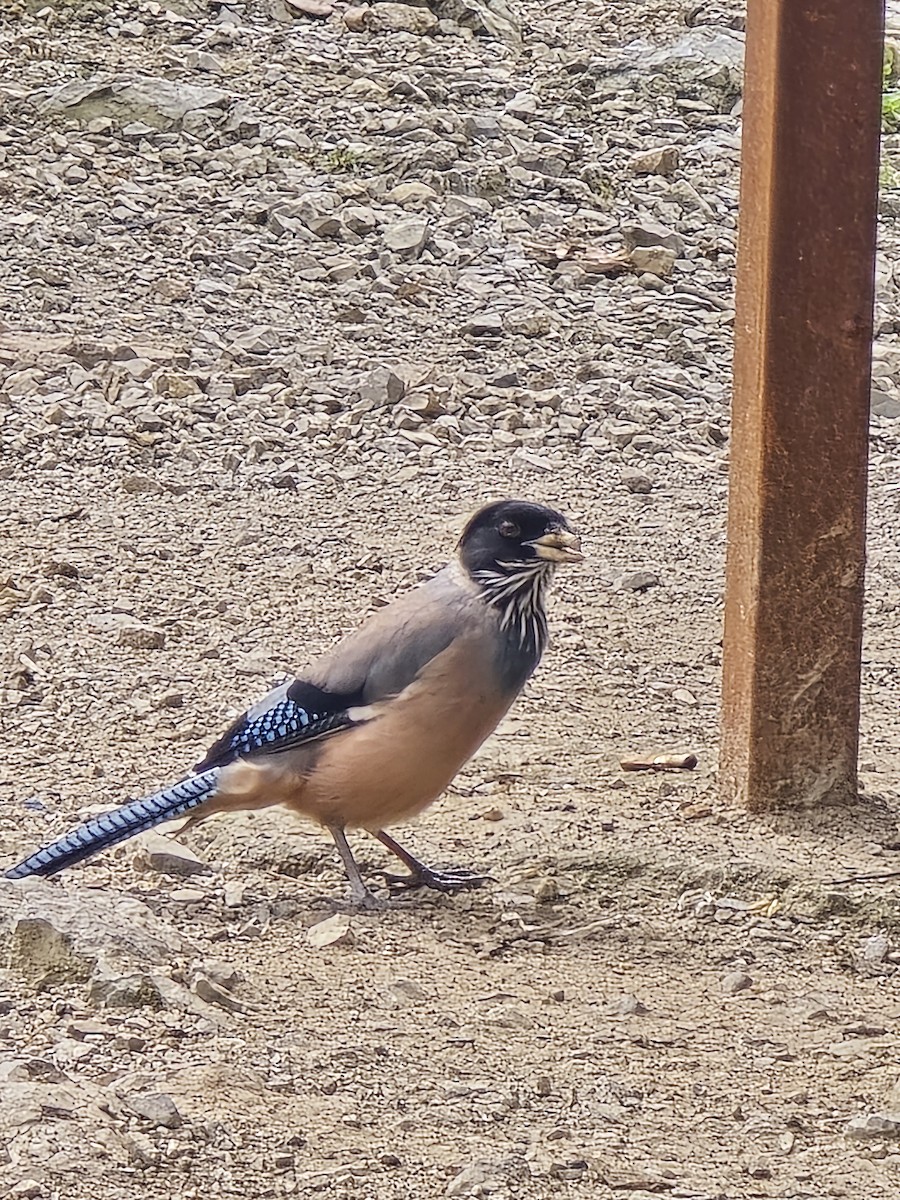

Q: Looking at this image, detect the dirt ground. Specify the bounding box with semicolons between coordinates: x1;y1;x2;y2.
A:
3;0;900;1198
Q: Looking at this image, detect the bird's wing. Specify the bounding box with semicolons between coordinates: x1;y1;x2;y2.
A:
193;678;364;772
194;568;481;774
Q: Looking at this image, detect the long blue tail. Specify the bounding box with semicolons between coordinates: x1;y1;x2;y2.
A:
4;768;222;880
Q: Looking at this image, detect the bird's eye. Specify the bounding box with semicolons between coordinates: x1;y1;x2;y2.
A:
499;520;520;538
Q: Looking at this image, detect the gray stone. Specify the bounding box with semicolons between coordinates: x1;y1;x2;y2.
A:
722;970;753;995
367;3;438;34
503;306;553;337
116;623;166;650
630;246;677;277
361;367;406;407
435;0;521;46
42;75;231;131
629;147;680;176
383;218;429;258
463;313;504;337
622;222;685;256
621;468;653;494
0;881;188;990
126;1091;183;1129
872;387;900;419
845;1112;900;1139
613;571;660;593
134;833;209;878
342;205;377;235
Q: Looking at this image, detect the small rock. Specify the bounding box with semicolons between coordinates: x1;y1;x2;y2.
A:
722;970;753;995
230;325;280;353
385;977;428;1004
383;217;429;258
361;367;405;407
44;402;67;425
126;1091;182;1129
673;688;698;707
621;221;685;256
88;969;166;1008
120;473;165;496
863;933;891;962
463;313;504;338
285;0;333;15
446;1164;498;1197
192;973;244;1012
367;2;438;33
6;1182;41;1200
504;306;553;337
185;50;225;73
871;386;900;418
342;205;377;235
306;214;342;238
613;571;660;593
845;1112;900;1139
612;993;648;1016
629;147;680;176
482;1004;532;1029
116;623;166;650
505;91;538;120
621;468;653;493
533;878;559;904
604;420;644;447
387;182;438;207
134;833;208;877
343;5;368;30
630;246;677;277
637;272;666;292
307;913;354;948
667;179;716;218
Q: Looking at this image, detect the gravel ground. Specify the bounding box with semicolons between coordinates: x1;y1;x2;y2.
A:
3;1;900;1197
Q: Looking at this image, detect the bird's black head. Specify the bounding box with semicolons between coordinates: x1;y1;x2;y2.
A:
457;499;583;581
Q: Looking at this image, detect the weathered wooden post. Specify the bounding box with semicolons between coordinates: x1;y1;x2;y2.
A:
720;0;885;809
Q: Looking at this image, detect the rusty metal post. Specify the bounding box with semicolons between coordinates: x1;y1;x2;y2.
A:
720;0;884;810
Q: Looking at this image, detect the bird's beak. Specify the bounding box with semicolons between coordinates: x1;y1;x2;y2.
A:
529;530;584;563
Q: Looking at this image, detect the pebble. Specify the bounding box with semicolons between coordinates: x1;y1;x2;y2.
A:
722;971;753;995
126;1091;183;1129
629;146;680;176
307;913;355;948
621;468;653;493
133;832;209;877
446;1164;501;1197
621;221;686;256
844;1112;900;1139
612;993;649;1016
367;3;439;34
630;246;678;277
613;571;661;593
383;218;430;257
116;623;166;650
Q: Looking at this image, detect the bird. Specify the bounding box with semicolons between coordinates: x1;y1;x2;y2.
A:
5;499;583;907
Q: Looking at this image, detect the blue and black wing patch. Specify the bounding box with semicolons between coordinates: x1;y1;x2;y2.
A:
194;679;363;773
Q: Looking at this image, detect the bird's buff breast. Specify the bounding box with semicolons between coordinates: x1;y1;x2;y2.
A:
295;637;517;829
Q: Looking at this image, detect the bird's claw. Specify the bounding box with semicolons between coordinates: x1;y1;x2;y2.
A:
376;866;493;896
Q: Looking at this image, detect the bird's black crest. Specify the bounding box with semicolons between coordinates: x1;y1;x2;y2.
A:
457;499;570;577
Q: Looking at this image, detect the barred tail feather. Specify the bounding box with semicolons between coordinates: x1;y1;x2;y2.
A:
4;768;222;880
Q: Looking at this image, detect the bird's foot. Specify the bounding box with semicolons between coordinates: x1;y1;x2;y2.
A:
377;865;493;896
344;881;389;911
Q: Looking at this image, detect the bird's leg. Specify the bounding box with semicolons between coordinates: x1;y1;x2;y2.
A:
370;830;492;895
327;825;384;910
173;811;209;839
